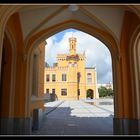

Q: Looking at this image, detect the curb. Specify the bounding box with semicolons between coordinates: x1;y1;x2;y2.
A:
45;100;65;115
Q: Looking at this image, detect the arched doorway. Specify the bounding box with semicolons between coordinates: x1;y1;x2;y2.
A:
26;26;115;135
87;89;94;99
0;30;16;134
25;21;117;135
26;20;118;102
0;5;139;135
129;25;140;121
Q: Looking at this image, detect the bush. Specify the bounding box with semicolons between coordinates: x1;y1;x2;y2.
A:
98;86;113;97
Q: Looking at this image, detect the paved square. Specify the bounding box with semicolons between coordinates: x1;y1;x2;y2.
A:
32;99;114;135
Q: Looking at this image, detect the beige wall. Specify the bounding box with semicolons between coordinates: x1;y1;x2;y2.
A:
30;42;46;114
86;68;98;98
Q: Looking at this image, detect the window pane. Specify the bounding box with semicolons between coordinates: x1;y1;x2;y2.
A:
52;89;55;94
87;73;92;83
46;89;49;93
62;74;67;81
46;74;50;82
52;74;56;82
61;89;67;96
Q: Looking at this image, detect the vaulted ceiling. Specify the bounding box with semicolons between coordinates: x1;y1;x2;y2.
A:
16;5;140;43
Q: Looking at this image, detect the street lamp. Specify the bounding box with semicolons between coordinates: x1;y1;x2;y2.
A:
77;72;81;100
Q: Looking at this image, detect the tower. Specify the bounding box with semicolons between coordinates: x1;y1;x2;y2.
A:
69;37;77;55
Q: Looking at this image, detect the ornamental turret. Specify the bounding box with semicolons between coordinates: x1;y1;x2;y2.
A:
69;37;77;55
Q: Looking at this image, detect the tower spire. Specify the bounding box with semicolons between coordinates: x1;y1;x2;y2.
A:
69;36;77;55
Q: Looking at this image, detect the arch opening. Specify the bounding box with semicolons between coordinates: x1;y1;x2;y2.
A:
0;5;140;135
130;25;140;119
86;89;94;99
28;28;114;135
0;30;16;134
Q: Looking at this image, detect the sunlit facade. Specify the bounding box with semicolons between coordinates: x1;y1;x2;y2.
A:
44;37;99;100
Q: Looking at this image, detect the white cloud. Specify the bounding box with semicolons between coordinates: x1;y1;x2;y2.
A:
45;30;112;84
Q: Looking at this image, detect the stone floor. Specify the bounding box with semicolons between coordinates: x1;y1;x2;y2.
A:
32;99;114;136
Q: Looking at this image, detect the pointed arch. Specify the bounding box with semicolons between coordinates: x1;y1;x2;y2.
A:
25;20;119;118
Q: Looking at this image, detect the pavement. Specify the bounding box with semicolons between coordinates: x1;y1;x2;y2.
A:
32;99;114;136
44;100;65;114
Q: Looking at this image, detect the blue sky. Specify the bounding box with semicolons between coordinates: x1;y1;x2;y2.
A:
53;29;77;43
45;28;112;84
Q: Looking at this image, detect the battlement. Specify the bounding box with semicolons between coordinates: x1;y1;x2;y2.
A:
69;37;77;42
45;66;68;71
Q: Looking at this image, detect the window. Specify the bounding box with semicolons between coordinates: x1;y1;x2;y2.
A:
46;74;50;82
62;74;67;81
61;89;67;96
69;62;72;67
72;45;74;49
52;74;56;82
73;62;77;67
52;89;55;94
87;73;92;83
46;89;49;93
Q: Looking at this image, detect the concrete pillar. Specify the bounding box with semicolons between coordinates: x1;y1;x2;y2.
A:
32;108;43;131
32;54;39;96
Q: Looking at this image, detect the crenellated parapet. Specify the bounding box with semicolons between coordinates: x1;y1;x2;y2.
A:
45;66;68;71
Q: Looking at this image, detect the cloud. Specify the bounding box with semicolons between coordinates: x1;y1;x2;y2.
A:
45;29;112;84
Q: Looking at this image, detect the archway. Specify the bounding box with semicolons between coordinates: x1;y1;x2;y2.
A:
130;25;140;120
27;24;115;135
0;29;16;134
0;5;139;135
87;89;94;99
26;20;118;109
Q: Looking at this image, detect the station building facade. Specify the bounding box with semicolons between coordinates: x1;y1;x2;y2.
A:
44;37;99;100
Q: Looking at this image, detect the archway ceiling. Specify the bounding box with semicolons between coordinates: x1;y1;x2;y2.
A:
18;5;139;42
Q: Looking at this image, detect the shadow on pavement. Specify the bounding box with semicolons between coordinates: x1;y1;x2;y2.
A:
32;106;113;136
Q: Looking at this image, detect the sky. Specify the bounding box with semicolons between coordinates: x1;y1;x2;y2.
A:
45;28;112;84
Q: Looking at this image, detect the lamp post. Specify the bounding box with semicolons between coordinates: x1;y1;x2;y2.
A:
77;72;81;100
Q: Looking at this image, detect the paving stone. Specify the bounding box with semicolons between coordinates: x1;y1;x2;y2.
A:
32;99;114;135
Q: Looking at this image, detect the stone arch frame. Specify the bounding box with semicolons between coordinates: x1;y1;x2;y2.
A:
0;6;23;78
2;27;17;117
1;5;140;134
0;6;139;118
0;27;17;134
25;20;119;118
129;25;140;119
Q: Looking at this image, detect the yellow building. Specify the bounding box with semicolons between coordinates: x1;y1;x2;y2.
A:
44;37;99;100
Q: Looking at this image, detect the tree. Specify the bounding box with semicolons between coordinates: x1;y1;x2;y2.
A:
45;62;50;67
98;86;108;97
98;86;114;98
107;88;113;96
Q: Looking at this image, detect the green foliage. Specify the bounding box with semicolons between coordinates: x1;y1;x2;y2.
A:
98;86;113;97
107;88;113;96
45;62;50;67
53;63;58;67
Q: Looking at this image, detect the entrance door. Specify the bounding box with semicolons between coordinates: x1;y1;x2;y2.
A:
87;89;94;99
